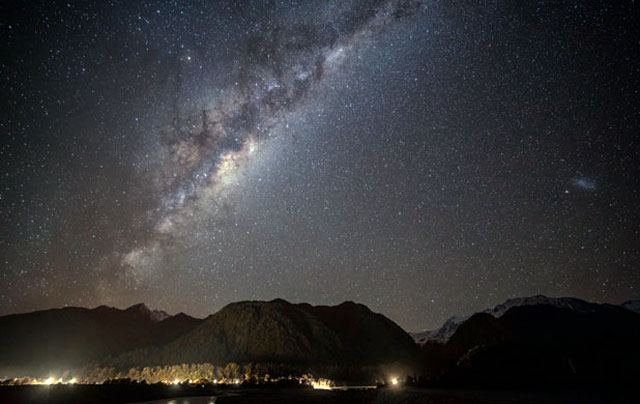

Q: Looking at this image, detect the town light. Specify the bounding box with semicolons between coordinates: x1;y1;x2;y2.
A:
311;379;332;390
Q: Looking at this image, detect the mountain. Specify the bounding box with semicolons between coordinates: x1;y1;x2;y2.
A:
622;300;640;314
420;302;640;386
411;295;636;345
0;304;202;378
3;297;637;385
411;316;465;345
485;295;608;317
0;299;420;381
105;299;421;371
122;303;172;322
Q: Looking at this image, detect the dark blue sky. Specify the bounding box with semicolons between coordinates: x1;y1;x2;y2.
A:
1;0;638;331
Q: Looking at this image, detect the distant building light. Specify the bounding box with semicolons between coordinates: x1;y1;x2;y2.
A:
312;379;333;390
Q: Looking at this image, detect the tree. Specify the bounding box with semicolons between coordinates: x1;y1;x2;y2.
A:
224;362;240;380
243;362;254;381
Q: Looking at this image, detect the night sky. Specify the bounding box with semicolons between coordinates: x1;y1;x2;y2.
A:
1;0;638;331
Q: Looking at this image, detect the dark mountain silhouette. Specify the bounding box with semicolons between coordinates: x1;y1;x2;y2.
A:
105;299;421;370
622;299;640;314
2;297;639;386
421;303;640;386
0;304;202;378
411;295;637;345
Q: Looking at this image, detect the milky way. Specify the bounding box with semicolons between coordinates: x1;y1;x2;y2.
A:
1;0;639;331
121;0;418;285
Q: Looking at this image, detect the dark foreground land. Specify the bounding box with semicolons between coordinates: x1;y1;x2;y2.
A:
1;385;639;404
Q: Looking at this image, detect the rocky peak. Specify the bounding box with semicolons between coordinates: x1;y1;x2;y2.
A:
125;303;170;322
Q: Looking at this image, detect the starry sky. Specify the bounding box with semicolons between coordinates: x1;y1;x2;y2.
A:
1;0;639;331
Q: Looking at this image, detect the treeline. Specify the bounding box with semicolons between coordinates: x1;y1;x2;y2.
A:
81;362;313;384
79;362;398;384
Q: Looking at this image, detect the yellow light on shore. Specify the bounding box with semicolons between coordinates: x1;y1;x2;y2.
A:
173;379;180;385
311;379;332;390
391;378;398;385
44;377;55;385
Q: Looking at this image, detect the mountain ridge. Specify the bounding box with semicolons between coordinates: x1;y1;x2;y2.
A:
420;302;640;385
411;295;639;345
2;296;639;385
102;298;421;370
0;303;203;378
0;299;421;380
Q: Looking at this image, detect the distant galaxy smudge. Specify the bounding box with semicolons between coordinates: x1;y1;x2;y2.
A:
572;177;597;191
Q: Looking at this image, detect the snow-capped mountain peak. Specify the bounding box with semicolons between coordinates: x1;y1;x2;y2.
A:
486;295;601;318
411;295;636;345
